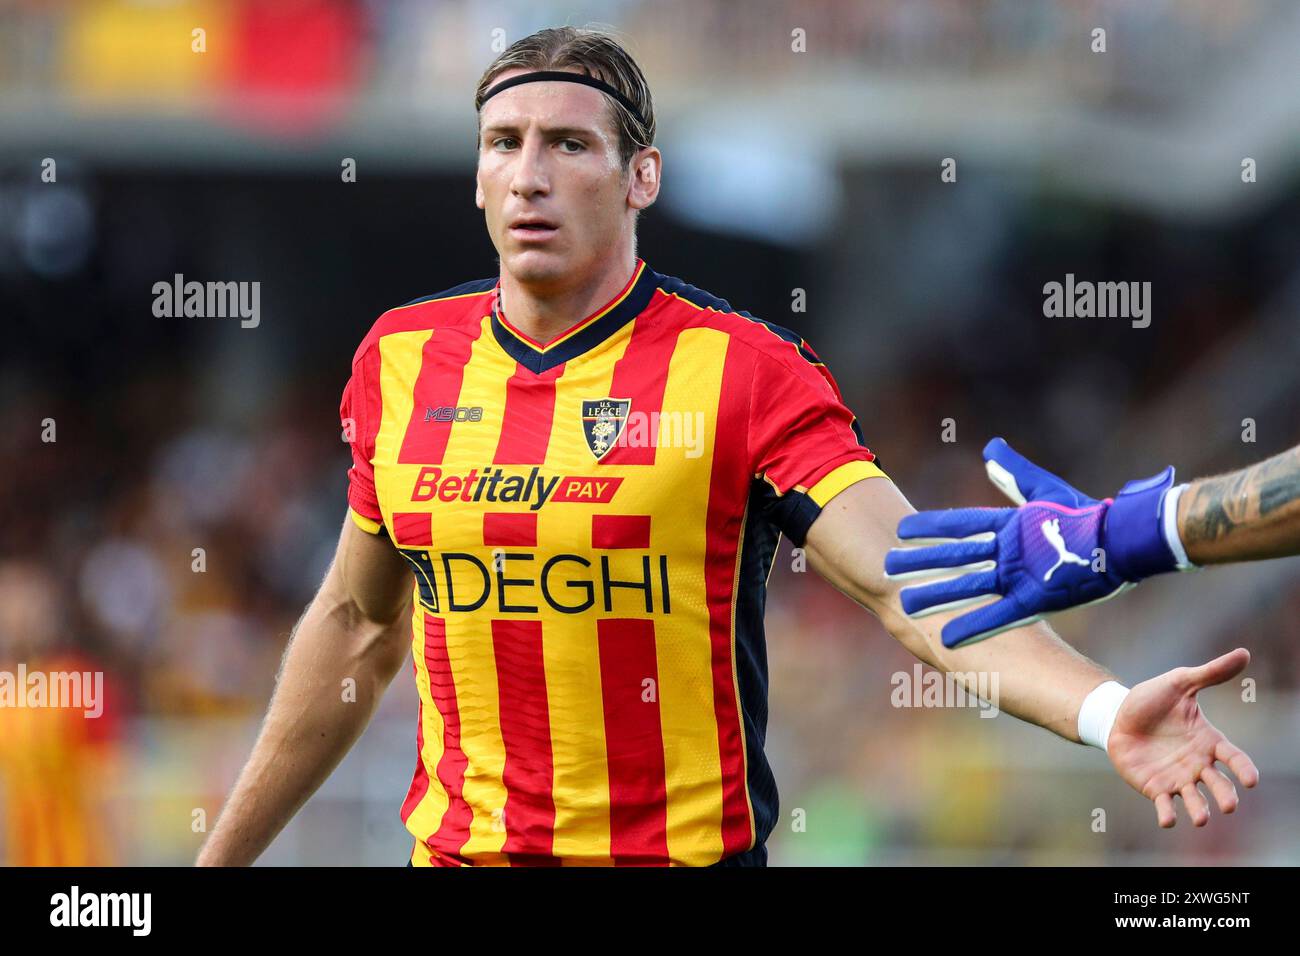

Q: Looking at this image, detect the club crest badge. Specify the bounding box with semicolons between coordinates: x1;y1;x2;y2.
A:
581;398;631;461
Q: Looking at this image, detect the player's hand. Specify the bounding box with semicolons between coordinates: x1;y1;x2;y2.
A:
1105;648;1259;828
884;438;1181;649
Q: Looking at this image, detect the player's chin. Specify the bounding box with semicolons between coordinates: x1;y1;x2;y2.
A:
502;245;573;282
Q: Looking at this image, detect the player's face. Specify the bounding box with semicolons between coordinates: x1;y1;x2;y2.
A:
476;69;635;287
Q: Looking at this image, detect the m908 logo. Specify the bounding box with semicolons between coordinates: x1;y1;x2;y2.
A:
425;405;483;422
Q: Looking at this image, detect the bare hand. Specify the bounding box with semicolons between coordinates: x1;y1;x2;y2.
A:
1107;648;1260;828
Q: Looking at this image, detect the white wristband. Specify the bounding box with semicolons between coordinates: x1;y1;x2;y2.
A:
1161;483;1196;571
1078;680;1130;753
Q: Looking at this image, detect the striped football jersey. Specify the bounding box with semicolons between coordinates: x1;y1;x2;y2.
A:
339;258;886;866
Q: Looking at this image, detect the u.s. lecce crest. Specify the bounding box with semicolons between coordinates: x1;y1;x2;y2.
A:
581;398;631;461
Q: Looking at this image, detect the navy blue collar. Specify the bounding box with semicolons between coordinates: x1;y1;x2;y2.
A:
490;260;658;373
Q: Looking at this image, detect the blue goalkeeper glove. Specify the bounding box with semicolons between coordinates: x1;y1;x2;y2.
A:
884;438;1193;649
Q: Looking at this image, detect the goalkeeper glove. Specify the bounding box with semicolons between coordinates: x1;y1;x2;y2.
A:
884;437;1194;649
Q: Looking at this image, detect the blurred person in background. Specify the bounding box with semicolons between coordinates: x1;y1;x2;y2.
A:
0;560;122;866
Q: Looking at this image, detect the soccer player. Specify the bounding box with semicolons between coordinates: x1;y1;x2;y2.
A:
196;28;1259;867
887;438;1300;648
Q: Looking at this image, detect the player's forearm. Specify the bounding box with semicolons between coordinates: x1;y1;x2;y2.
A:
1177;445;1300;565
877;601;1112;742
803;478;1114;740
196;587;410;866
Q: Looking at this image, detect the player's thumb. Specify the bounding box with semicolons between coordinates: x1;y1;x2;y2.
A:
982;437;1092;507
1184;647;1251;692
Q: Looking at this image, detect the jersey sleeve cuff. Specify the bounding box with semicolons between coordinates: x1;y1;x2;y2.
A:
806;458;888;507
763;458;889;548
349;507;384;535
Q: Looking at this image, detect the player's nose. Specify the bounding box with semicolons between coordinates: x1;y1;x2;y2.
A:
509;137;550;198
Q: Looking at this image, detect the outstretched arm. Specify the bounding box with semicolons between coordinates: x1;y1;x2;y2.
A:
807;478;1112;738
804;476;1258;828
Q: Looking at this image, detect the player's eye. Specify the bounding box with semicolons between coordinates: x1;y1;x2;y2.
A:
491;137;518;151
557;139;585;153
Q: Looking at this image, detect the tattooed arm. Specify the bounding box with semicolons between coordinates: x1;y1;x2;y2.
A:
1177;445;1300;565
886;437;1300;650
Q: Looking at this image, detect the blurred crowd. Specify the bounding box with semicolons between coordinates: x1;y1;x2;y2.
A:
0;368;358;862
0;0;1279;113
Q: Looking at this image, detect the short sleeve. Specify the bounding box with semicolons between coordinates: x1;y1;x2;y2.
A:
748;342;887;545
340;346;385;535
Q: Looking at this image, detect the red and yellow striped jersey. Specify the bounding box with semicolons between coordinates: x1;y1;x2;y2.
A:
339;258;886;866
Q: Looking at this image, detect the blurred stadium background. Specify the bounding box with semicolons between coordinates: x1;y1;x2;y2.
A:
1;0;1298;866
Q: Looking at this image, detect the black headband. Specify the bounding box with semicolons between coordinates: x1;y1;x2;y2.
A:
479;70;648;132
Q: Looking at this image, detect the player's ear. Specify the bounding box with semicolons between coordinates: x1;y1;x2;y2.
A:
627;147;661;211
475;171;485;210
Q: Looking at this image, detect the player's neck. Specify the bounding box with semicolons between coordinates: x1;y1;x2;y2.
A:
498;252;637;346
